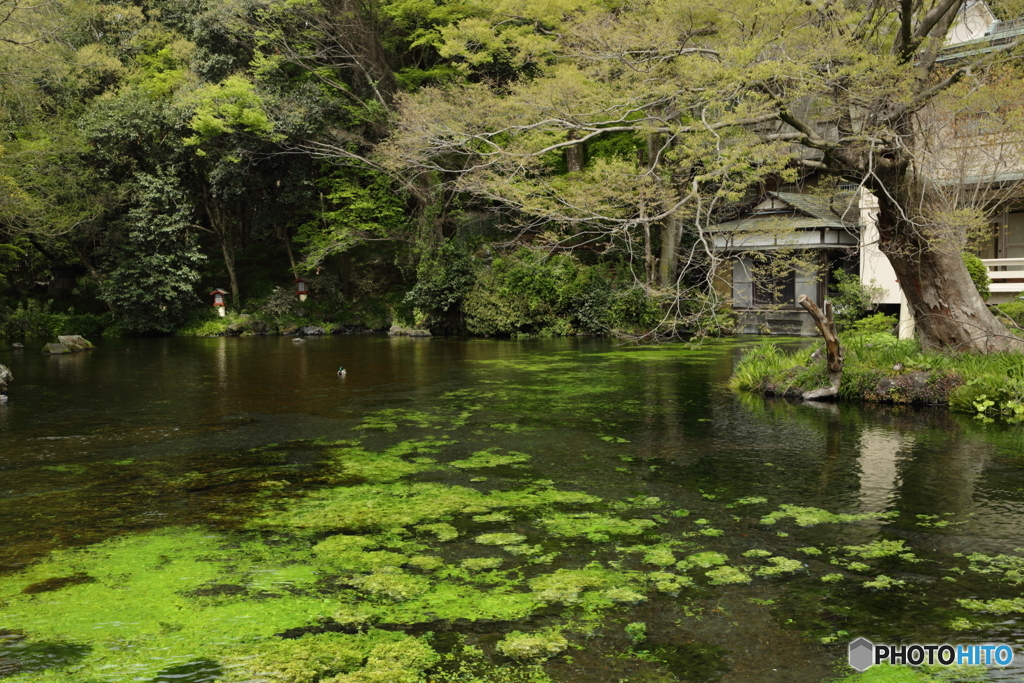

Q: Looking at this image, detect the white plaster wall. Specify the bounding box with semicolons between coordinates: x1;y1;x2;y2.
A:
858;192;902;305
945;1;996;46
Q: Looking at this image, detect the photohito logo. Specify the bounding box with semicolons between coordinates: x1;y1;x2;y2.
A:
848;638;1015;672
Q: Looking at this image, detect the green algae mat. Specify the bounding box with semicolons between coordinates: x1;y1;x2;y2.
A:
3;336;1024;683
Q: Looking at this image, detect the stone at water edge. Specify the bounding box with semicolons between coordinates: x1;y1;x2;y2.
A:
42;343;71;355
389;324;432;337
0;363;11;397
57;335;94;351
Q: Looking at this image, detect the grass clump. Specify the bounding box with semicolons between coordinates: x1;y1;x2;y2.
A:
731;333;1024;417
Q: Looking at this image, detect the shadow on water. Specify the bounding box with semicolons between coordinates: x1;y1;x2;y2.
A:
0;632;90;678
150;660;223;683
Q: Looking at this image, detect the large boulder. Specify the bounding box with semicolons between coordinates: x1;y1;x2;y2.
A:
42;343;71;354
389;324;432;337
300;326;326;336
57;335;94;351
0;364;11;396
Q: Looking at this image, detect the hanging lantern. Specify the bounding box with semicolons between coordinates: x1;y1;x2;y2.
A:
295;278;310;302
210;289;229;317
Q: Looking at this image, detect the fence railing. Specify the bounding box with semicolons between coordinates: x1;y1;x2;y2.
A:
982;258;1024;294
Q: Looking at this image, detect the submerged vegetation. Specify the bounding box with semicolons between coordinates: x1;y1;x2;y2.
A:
5;340;1024;682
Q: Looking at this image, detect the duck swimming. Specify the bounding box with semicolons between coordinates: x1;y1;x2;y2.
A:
338;366;347;377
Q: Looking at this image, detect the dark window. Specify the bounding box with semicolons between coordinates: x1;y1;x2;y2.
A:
754;269;796;305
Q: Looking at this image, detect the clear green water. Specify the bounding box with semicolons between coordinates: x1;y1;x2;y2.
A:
1;335;1024;682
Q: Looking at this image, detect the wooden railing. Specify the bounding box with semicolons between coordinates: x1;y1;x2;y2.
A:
982;258;1024;294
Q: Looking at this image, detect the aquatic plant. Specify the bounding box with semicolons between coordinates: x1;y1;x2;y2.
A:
760;504;896;527
742;549;772;558
351;567;432;601
461;557;504;571
677;552;728;570
450;449;532;469
539;513;657;542
646;571;694;595
844;540;911;559
754;557;804;577
705;566;752;585
223;631;415;683
417;522;460;542
475;533;527;546
863;575;907;590
495;630;569;660
624;621;647;646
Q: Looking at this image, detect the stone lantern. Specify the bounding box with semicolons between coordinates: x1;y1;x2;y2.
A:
211;288;229;317
295;278;310;302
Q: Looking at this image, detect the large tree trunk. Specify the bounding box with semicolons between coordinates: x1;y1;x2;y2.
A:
658;214;682;287
874;184;1022;352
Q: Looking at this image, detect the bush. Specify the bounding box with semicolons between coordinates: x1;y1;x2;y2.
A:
995;300;1024;329
849;312;898;336
829;269;883;330
1;300;67;338
403;241;477;333
963;252;991;301
463;249;607;337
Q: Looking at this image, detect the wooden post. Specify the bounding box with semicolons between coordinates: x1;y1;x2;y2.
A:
798;294;843;400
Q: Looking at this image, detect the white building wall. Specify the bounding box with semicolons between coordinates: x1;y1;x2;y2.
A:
858;192;901;305
858;191;916;339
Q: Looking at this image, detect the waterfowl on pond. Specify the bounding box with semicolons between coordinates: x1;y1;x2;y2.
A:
338;366;347;376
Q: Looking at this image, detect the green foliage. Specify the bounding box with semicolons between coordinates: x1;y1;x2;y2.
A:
829;269;883;330
101;171;205;334
461;249;653;337
995;300;1024;329
849;312;898;336
298;169;410;269
403;240;478;332
0;300;112;338
962;252;991;301
184;76;277;153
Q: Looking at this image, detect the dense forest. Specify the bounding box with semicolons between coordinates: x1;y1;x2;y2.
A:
2;0;1023;344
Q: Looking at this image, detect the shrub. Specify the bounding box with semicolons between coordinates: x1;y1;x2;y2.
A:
963;252;991;301
403;240;477;333
848;312;898;336
995;301;1024;330
0;300;67;338
829;269;883;330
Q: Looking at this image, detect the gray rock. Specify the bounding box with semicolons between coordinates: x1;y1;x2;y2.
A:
300;326;326;336
0;363;11;395
280;325;300;336
42;343;71;355
250;320;270;335
802;387;838;402
57;335;94;351
225;322;248;336
389;324;432;337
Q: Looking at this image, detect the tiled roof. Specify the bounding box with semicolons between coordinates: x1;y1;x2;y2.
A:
710;191;858;232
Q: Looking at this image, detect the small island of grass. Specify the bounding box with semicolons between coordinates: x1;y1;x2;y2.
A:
731;330;1024;421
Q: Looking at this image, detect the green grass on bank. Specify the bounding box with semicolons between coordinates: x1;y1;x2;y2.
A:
731;333;1024;420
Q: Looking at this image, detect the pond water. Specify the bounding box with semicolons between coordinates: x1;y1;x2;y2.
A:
2;335;1024;683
